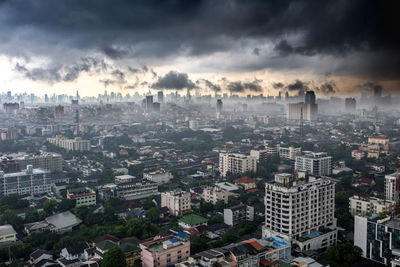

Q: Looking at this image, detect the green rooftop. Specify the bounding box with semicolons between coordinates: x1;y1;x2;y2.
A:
179;214;208;226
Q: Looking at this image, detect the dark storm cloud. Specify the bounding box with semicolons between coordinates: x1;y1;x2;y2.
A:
358;81;383;93
253;48;261;56
196;79;221;92
227;80;263;93
14;57;108;83
151;71;196;90
272;82;284;89
1;0;399;82
101;45;131;59
316;81;336;95
286;80;309;93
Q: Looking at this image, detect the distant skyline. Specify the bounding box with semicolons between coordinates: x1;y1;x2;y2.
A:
0;0;399;97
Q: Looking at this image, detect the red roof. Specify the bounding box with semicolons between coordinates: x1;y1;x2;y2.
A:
234;176;255;184
360;178;374;185
241;240;263;250
246;188;259;193
92;234;120;244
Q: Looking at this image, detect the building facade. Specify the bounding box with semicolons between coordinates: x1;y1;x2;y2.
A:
349;195;395;216
140;235;190;267
202;186;229;204
223;204;254;226
47;135;90;151
0;166;51;197
67;187;97;207
295;152;332;176
262;173;338;251
219;153;257;177
287;102;318;121
144;170;172;184
161;191;191;217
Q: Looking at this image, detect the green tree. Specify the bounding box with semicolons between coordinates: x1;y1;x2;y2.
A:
214;200;226;212
221;230;236;246
58;198;76;212
102;247;126;267
43;199;57;215
147;207;160;223
325;246;340;263
208;215;223;225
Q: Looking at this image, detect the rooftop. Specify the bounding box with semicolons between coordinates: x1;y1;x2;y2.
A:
179;214;208;226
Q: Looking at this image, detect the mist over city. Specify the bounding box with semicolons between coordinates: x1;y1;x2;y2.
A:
0;1;399;267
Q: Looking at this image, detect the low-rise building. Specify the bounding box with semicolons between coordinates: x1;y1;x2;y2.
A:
0;224;17;243
202;186;229;204
367;136;390;158
349;195;395;216
24;211;82;234
140;235;190;267
67;187;97;207
234;176;257;191
351;150;365;160
143;169;172;184
98;179;158;201
161;191;191;217
223;204;254;226
178;214;208;229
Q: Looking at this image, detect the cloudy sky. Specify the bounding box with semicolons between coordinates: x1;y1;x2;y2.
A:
0;0;399;97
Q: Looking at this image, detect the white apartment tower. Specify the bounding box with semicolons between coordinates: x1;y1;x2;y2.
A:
287;102;318;121
295;152;332;176
385;172;400;203
263;173;338;251
219;153;257;177
161;190;191;217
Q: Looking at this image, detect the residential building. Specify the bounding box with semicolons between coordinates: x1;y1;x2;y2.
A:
47;135;90;151
202;186;229;204
262;173;338;251
161;190;191;217
178;237;291;267
349;195;395;216
295;151;332;176
140;235;190;267
67;187;97;207
219;152;257;177
367;136;390;158
98;179;158;200
0;166;51;197
354;214;400;266
0;152;63;173
223;204;254;226
178;214;208;229
0;224;17;243
351;150;365;160
287;102;318;121
385;172;400;204
279;146;301;160
143;169;172;184
234;176;257;191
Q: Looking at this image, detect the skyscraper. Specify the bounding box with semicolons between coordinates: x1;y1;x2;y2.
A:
345;98;356;113
305;90;316;104
146;95;153;111
157;91;164;103
216;99;223;114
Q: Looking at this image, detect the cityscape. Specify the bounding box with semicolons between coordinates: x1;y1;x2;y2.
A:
0;1;399;267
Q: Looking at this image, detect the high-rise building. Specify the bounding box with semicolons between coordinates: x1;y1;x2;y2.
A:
157;91;164;103
385;172;400;204
305;91;316;104
146;95;153;111
287;102;318;121
262;173;337;251
345;97;356;113
219;152;257;177
294;152;332;176
354;214;400;266
216;99;223;114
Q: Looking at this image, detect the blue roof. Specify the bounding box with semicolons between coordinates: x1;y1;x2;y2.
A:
177;232;187;238
170;238;179;243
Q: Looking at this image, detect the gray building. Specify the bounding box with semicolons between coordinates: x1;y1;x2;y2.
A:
223;204;254;226
0;165;51;197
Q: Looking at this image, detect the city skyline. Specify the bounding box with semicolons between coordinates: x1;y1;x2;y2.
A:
0;0;399;97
